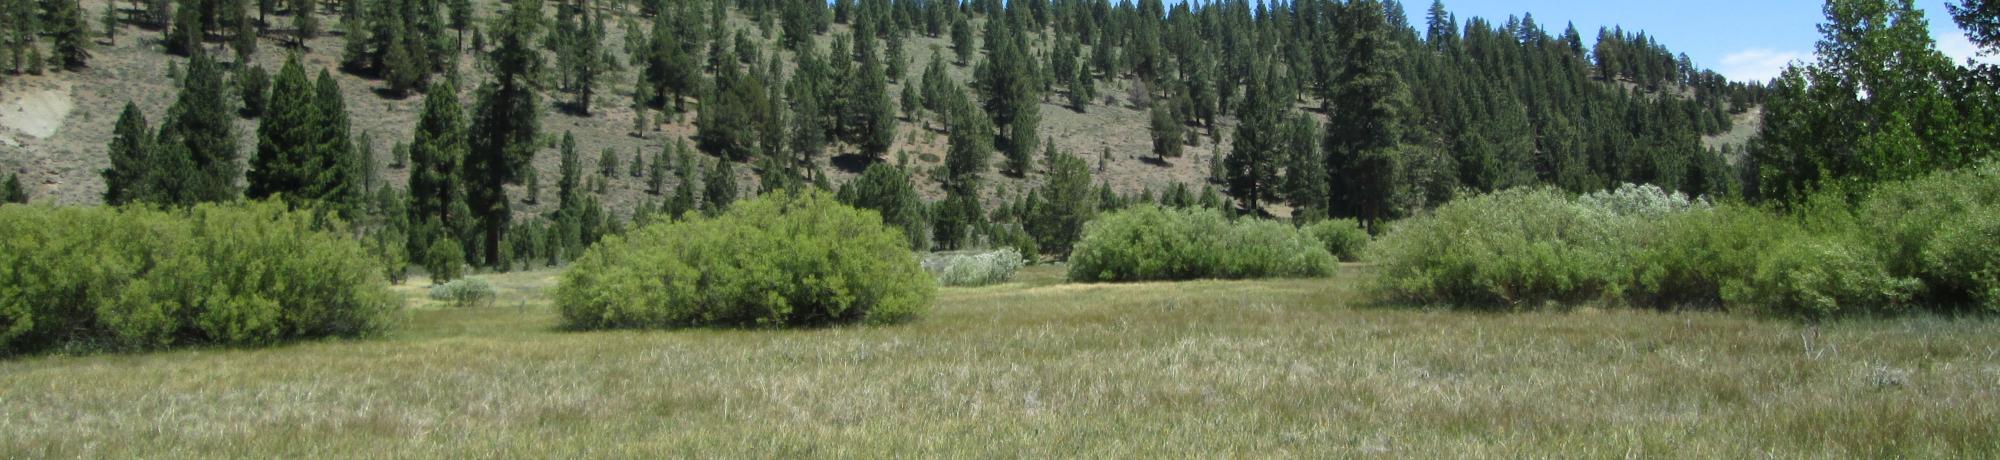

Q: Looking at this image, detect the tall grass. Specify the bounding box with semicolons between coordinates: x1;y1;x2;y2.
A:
2;265;1995;457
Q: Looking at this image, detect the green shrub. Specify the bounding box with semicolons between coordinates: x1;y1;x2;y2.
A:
1302;218;1369;262
1722;234;1919;317
1369;187;1631;307
423;236;465;283
1627;205;1797;307
428;278;497;308
1067;206;1334;282
1854;164;2000;297
1921;208;2000;311
0;202;394;354
923;249;1027;287
555;190;934;329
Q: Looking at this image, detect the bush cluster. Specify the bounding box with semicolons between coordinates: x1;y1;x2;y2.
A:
1373;167;2000;316
1301;218;1369;262
1369;187;1633;307
0;202;394;354
428;278;497;308
555;190;935;329
923;249;1027;287
1068;206;1335;282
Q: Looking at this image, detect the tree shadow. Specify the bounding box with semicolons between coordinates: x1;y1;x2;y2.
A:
830;154;880;174
1140;156;1173;167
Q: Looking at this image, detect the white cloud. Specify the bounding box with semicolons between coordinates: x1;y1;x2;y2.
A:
1935;32;2000;66
1719;48;1809;83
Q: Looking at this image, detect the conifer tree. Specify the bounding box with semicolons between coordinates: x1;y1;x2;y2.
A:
842;163;929;250
850;37;899;158
407;80;468;261
156;52;240;204
2;173;25;204
599;148;619;178
1028;149;1096;258
102;0;119;46
1150;102;1182;161
238;64;269;118
103;103;154;205
51;0;91;70
702;158;736;215
1325;0;1412;224
630;148;646;179
1281;115;1328;221
249;56;318;203
647;145;669;195
311;69;362;215
465;0;544;268
668;142;696;215
1227;64;1283;213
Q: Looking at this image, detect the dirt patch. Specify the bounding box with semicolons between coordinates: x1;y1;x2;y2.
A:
0;79;74;139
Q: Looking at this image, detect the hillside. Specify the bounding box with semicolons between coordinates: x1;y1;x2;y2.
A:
0;0;1230;219
0;0;1757;223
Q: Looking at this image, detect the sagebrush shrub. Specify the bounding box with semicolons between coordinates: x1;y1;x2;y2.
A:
923;249;1027;287
1302;218;1369;262
555;190;934;329
0;202;394;354
1067;206;1334;282
428;278;497;308
1576;182;1711;218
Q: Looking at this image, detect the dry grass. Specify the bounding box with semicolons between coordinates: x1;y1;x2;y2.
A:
3;265;1997;457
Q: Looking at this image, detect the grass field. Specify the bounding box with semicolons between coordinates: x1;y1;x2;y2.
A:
3;265;1998;457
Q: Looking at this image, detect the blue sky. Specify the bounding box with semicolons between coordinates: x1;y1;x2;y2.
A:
1394;0;1995;83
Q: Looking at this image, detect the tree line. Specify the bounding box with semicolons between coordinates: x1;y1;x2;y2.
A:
50;0;1991;278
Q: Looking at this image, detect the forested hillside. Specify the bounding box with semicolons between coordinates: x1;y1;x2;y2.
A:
3;0;1773;269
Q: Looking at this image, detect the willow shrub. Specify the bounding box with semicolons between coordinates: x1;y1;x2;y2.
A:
1067;206;1334;282
0;202;394;354
1301;218;1369;262
1369;187;1633;307
555;190;934;329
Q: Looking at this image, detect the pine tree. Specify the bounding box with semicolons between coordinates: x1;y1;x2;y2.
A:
1281;115;1328;221
702;158;736;215
249;55;318;203
669;142;696;216
102;0;119;46
407;80;468;261
1149;102;1182;161
156;52;241;205
51;0;91;70
103;103;154;205
944;96;994;188
1028;149;1096;258
599;147;619;178
647;144;669;195
630;148;646;179
238;64;270;118
1227;64;1283;213
465;0;544;268
1325;0;1413;224
950;15;974;65
850;37;899;158
2;173;25;204
842;163;929;250
310;69;362;216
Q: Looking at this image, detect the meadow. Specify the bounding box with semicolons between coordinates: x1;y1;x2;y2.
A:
3;265;1997;457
